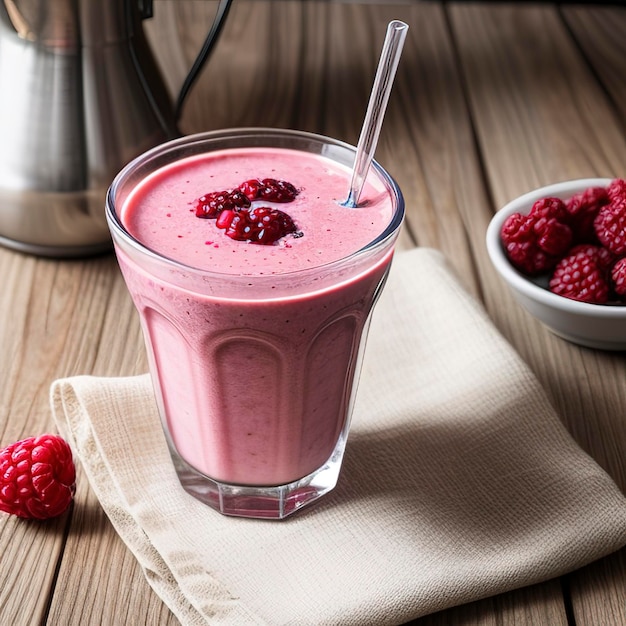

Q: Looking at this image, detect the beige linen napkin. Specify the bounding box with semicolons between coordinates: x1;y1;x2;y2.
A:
51;248;626;625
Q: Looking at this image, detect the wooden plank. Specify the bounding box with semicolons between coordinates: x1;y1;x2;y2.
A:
561;6;626;129
412;581;568;626
566;550;626;626
0;512;67;624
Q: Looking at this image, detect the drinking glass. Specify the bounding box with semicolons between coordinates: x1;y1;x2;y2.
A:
106;128;404;519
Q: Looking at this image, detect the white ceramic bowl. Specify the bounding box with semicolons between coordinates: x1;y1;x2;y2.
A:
486;178;626;351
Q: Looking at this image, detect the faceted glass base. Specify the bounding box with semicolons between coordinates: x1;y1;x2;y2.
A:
167;438;346;519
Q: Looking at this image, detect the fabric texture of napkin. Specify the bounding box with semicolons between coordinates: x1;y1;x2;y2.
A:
51;248;626;625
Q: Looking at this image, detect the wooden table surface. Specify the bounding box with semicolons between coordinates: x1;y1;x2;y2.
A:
1;1;625;624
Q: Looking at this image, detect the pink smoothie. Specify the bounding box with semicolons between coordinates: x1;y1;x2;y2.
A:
116;146;397;486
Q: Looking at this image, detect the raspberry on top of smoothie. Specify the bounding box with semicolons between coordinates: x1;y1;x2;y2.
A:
121;147;394;276
194;177;301;245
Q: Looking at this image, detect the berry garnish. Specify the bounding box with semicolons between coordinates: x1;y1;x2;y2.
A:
239;178;299;203
195;190;250;218
549;245;610;304
238;179;264;201
0;434;76;520
258;178;299;203
217;206;298;245
196;177;301;244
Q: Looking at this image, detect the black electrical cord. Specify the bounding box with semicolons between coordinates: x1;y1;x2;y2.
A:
174;0;234;121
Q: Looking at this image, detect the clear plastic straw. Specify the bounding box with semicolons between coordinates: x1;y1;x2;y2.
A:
342;20;409;208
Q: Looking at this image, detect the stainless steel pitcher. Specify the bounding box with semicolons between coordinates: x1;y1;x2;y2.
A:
0;0;232;257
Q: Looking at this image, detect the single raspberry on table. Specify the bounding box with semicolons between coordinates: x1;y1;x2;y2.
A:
0;434;76;520
239;178;299;203
548;245;611;304
217;206;298;245
194;189;251;219
566;186;609;243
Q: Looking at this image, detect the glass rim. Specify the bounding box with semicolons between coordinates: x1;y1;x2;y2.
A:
105;127;405;281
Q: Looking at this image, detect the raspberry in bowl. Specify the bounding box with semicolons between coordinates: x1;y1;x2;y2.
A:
486;178;626;351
